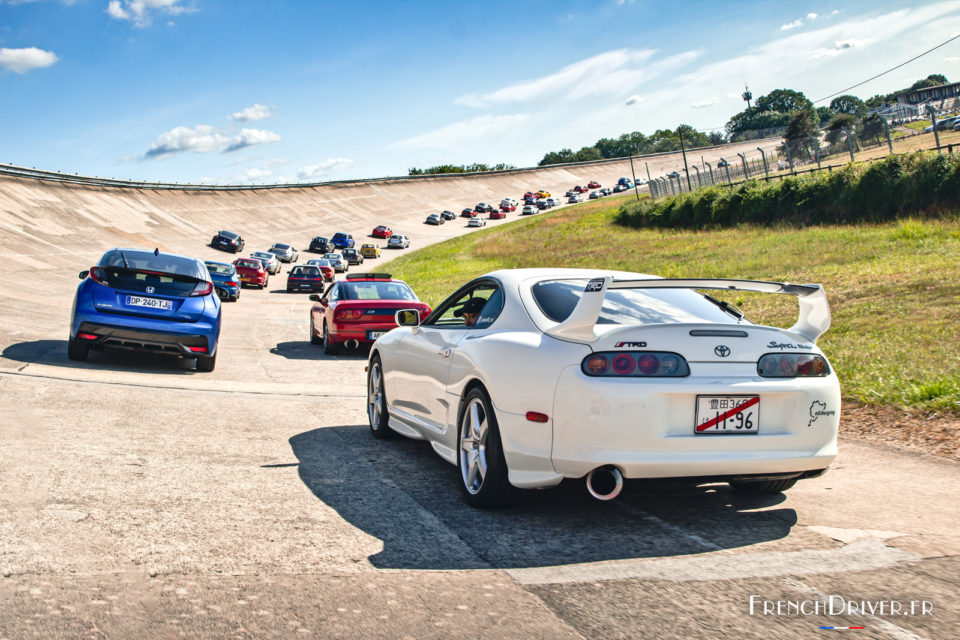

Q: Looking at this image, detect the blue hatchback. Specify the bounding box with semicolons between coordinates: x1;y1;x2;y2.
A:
331;232;355;249
204;260;241;302
69;248;222;371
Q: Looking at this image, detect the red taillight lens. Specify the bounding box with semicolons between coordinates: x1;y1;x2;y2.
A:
636;354;660;375
190;281;214;297
187;346;208;353
335;309;364;321
585;354;609;375
88;266;106;285
612;354;636;375
525;411;549;423
757;353;830;377
77;332;98;340
225;281;237;287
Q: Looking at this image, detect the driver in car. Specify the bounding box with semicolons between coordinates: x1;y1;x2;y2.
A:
454;296;486;327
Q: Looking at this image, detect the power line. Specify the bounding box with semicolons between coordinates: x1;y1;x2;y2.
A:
813;32;960;104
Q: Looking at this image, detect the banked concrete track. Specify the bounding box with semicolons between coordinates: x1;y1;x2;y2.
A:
0;155;957;640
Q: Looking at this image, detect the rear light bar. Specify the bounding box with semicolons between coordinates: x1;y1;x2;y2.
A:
335;309;366;320
77;332;99;340
757;353;830;377
582;352;690;377
225;281;238;287
187;346;208;353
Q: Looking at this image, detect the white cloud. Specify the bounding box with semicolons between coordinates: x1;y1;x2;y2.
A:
240;167;274;182
144;125;280;158
780;19;803;31
625;95;643;106
298;158;355;180
455;48;664;107
691;97;716;109
807;13;818;20
945;56;959;62
107;0;192;27
390;114;532;151
230;104;273;122
0;47;58;73
811;39;869;59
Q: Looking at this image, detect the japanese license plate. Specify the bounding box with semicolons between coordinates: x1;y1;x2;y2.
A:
695;396;759;434
125;295;172;311
367;330;386;340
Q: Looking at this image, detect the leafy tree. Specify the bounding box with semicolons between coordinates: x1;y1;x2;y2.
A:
825;113;856;145
755;89;813;114
709;131;726;145
816;106;833;125
926;73;948;85
909;78;940;91
861;113;886;145
829;94;867;119
408;162;515;175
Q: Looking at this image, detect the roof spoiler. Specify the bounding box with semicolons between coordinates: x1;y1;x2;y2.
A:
545;277;831;343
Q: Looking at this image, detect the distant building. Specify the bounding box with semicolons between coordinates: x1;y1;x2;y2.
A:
897;82;960;106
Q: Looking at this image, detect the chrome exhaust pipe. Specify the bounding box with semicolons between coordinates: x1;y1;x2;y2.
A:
345;339;360;350
586;466;624;501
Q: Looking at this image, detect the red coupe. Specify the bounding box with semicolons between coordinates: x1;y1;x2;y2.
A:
232;257;269;288
587;180;601;189
489;210;506;219
372;225;393;239
574;185;589;193
461;208;476;217
499;203;516;212
309;273;432;354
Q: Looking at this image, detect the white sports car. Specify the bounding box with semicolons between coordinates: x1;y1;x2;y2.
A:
366;269;840;507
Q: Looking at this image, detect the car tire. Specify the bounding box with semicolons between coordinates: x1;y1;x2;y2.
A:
310;316;322;345
367;354;393;439
195;351;216;372
67;335;90;362
287;288;293;293
457;387;517;508
322;321;339;355
729;477;799;495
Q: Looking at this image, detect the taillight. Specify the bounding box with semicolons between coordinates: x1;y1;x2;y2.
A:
187;346;208;353
582;352;690;377
190;281;214;297
77;332;98;340
225;281;237;287
335;309;364;321
88;266;107;285
757;353;829;377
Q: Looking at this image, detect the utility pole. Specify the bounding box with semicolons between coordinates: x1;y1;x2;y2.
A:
882;118;894;154
678;127;692;192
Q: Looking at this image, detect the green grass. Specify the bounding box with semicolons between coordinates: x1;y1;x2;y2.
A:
381;197;960;414
905;120;932;131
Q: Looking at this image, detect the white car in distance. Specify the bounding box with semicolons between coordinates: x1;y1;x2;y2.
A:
366;269;840;507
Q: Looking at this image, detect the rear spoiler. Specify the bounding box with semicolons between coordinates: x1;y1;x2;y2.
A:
546;277;830;343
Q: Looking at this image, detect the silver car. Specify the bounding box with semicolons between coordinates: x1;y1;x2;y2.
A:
267;242;298;263
250;251;281;274
387;234;410;249
322;252;349;272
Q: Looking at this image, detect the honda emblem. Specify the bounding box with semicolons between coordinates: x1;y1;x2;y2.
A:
146;286;155;294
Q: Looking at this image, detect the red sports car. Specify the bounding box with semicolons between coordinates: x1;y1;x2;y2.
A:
499;203;516;212
574;185;589;193
309;273;432;354
461;208;476;217
587;180;601;189
489;210;506;219
232;257;269;288
372;225;393;239
523;191;535;200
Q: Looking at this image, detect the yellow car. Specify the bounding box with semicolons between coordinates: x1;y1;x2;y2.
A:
360;243;381;259
535;190;550;198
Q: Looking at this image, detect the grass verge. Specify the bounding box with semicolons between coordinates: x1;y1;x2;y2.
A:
381;196;960;415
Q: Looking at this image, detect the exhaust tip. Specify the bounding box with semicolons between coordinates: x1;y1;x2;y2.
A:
345;339;360;350
586;466;624;501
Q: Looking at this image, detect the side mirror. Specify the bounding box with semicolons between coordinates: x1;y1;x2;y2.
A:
79;270;89;279
395;309;421;327
308;294;321;303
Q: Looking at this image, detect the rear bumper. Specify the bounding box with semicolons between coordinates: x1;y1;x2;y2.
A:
73;320;216;357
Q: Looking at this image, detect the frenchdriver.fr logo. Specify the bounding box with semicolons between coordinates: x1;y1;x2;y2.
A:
749;595;933;630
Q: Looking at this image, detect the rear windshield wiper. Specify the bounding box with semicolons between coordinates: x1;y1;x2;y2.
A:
703;294;745;320
119;250;130;269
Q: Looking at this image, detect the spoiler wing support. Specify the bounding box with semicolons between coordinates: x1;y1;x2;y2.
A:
545;278;831;344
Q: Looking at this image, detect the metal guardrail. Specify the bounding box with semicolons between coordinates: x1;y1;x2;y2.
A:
0;137;784;192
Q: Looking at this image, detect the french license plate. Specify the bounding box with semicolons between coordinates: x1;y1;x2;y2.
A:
695;396;759;434
367;330;386;340
126;295;172;311
299;283;311;288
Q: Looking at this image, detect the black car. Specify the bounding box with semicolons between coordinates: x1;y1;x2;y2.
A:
342;248;364;265
440;210;457;221
309;236;335;253
211;230;244;253
425;213;444;225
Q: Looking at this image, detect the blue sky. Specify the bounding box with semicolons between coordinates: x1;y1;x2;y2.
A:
1;0;959;184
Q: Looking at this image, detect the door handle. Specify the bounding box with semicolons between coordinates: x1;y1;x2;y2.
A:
438;347;452;358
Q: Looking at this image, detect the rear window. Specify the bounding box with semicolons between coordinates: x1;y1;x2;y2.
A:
205;263;236;276
530;279;744;326
235;259;260;269
340;281;416;301
96;267;204;296
99;250;205;279
219;231;238;239
333;233;349;240
273;244;290;250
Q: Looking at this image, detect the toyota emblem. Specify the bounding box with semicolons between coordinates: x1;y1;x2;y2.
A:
714;345;731;357
146;286;155;294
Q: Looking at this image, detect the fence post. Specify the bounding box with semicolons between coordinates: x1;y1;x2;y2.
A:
757;147;769;177
705;162;714;185
629;154;640;201
927;106;942;154
737;152;748;180
882;118;894;154
784;140;795;173
843;128;856;162
692;165;701;188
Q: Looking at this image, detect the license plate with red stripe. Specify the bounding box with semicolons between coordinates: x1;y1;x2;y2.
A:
695;396;759;434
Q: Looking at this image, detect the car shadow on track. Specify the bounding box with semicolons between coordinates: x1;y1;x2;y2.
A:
269;341;369;361
3;339;203;374
289;425;798;571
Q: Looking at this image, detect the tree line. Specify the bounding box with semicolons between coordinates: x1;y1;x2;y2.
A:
408;163;516;176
